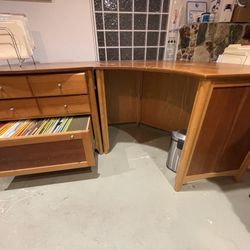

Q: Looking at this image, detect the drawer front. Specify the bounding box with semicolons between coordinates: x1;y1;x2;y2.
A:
28;73;88;97
0;76;32;99
0;139;95;176
0;116;95;177
37;95;91;116
0;98;40;120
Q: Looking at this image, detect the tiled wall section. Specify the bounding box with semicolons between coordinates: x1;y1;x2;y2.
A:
177;23;250;62
94;0;169;61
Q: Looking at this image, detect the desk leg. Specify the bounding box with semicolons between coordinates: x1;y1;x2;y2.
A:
96;69;110;154
87;70;103;154
234;151;250;182
175;81;213;191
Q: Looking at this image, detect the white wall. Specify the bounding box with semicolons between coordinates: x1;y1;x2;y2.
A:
0;0;97;63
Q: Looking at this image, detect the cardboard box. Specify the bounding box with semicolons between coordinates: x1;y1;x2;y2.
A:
231;6;250;22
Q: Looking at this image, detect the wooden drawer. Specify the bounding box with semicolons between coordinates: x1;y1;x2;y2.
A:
28;73;88;97
0;98;40;120
37;95;90;116
0;116;95;176
0;76;32;99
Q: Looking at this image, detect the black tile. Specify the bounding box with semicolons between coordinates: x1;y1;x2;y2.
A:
95;13;103;30
104;0;117;11
158;47;165;60
94;0;102;11
134;48;145;60
120;48;132;60
99;48;106;61
160;32;166;46
120;32;132;46
148;14;160;30
97;31;105;47
134;0;147;12
120;14;132;30
149;0;161;12
119;0;132;11
147;32;159;46
146;48;157;60
134;32;146;46
105;31;118;46
163;0;170;12
161;14;168;30
134;14;146;30
107;48;119;60
104;13;118;30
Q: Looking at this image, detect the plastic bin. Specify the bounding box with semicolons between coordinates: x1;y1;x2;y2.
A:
166;130;186;172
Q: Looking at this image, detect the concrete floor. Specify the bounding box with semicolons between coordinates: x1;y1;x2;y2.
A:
0;124;250;250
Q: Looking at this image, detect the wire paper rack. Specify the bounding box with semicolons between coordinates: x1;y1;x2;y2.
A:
0;13;36;68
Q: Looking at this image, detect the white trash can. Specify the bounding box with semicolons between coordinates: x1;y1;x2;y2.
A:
167;130;186;172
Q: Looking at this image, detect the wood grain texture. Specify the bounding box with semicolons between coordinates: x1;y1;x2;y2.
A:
234;151;250;181
0;76;32;99
0;98;40;120
104;70;142;124
28;73;88;97
2;61;250;80
0;117;95;176
184;170;239;183
86;70;103;154
37;95;90;116
187;86;250;176
0;140;86;172
0;161;90;177
96;70;109;153
141;72;199;131
82;131;96;166
0;131;84;148
175;81;213;191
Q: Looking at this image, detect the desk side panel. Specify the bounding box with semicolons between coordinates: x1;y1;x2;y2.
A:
187;85;250;176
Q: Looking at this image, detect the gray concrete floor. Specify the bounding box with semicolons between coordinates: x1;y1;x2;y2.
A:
0;124;250;250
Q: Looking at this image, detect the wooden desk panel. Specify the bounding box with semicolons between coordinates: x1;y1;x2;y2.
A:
187;85;250;175
141;72;198;131
104;70;142;124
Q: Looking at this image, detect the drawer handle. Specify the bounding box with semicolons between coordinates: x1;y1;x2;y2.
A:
70;135;74;139
0;86;3;91
64;104;68;108
9;107;15;111
57;83;62;88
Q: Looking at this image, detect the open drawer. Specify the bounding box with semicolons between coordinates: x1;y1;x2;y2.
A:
0;116;95;177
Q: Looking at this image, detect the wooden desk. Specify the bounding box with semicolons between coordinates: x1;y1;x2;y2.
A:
0;61;250;191
94;61;250;191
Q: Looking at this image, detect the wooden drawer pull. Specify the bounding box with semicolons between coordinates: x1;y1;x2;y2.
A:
9;107;15;111
64;104;68;108
70;135;74;139
57;83;62;88
0;86;3;91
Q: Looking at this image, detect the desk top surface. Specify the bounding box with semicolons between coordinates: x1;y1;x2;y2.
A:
1;61;250;79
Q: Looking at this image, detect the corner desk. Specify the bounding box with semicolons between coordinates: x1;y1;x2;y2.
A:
0;61;249;191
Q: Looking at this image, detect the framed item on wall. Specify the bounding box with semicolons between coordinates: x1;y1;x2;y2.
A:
186;1;208;23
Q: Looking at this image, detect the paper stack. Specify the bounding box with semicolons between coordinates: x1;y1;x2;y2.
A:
0;13;35;62
217;44;250;65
